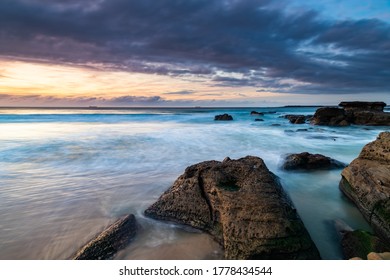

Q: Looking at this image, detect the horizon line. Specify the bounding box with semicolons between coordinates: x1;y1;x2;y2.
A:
0;105;327;110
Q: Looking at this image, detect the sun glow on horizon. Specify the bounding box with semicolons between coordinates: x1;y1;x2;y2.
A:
0;58;280;106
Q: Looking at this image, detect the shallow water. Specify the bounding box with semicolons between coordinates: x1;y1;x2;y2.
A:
0;107;386;259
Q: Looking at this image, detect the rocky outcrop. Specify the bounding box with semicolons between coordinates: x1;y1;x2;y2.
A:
282;152;346;171
254;118;264;122
73;214;137;260
145;156;320;260
214;114;233;121
339;132;390;244
311;107;349;126
311;102;390;126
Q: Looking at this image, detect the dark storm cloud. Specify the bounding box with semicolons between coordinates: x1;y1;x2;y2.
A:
0;0;389;94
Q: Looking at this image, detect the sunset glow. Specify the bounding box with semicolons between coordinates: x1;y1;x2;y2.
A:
0;0;389;106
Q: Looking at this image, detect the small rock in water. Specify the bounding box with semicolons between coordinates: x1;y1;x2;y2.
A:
72;214;137;260
282;152;346;170
214;114;233;121
250;111;264;115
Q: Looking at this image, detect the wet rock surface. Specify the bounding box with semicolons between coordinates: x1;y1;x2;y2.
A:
145;156;320;260
311;107;348;126
283;115;312;124
341;230;390;260
73;214;137;260
282;152;346;171
340;132;390;244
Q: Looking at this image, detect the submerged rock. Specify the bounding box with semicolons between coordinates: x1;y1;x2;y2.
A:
73;214;137;260
283;115;309;124
214;114;233;121
145;156;320;260
254;118;264;121
334;219;390;260
282;152;346;170
341;230;390;260
339;132;390;244
250;111;264;116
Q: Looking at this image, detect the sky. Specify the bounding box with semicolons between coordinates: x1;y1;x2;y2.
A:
0;0;389;107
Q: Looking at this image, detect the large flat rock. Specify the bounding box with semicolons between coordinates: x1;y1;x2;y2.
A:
145;156;320;259
311;102;390;126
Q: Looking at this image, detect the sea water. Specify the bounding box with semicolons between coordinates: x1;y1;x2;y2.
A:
0;107;387;260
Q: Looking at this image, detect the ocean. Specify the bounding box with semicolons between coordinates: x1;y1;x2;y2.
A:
0;107;387;260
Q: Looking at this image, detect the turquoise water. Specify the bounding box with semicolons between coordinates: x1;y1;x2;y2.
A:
0;107;386;259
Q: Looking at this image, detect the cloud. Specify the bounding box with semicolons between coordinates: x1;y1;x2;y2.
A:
0;93;166;106
0;0;389;95
163;90;196;95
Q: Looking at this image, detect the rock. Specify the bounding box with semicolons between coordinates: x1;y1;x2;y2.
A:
311;107;349;126
339;101;387;112
145;156;320;260
250;111;264;116
264;111;277;114
352;111;390;126
282;152;346;170
341;230;390;260
339;132;390;244
284;115;306;124
312;102;390;126
271;124;281;126
214;114;233;121
254;118;264;121
73;214;137;260
367;252;390;260
350;252;390;260
334;219;354;236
